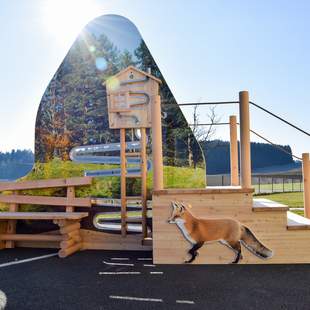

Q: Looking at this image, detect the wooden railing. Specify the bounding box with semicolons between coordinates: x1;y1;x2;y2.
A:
0;177;92;257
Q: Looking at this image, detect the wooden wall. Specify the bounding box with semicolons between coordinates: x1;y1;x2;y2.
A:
152;188;310;264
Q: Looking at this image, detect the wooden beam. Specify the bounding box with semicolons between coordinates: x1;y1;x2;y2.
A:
229;115;239;186
0;177;93;191
120;128;127;238
0;234;64;241
6;190;19;248
140;127;148;239
0;212;88;220
0;195;91;207
239;91;252;188
303;153;310;218
151;95;164;190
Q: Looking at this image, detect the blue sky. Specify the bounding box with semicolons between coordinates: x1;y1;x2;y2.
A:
0;0;309;157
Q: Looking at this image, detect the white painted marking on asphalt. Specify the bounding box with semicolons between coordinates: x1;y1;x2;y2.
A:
0;290;7;310
137;258;152;261
109;295;163;303
150;271;163;275
0;253;58;268
99;272;141;275
176;300;195;304
103;260;134;267
110;258;130;261
143;264;156;267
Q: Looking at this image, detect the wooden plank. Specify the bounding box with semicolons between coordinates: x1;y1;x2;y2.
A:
120;128;127;237
0;234;64;241
0;195;91;207
153;187;254;196
0;212;88;220
0;177;93;191
287;211;310;230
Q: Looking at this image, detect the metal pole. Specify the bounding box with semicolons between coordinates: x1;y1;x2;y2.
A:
239;91;252;188
229;115;239;186
302;153;310;218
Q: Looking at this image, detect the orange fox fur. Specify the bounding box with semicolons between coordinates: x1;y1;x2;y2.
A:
167;201;273;264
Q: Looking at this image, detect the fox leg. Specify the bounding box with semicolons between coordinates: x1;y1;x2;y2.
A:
185;242;204;264
229;241;242;264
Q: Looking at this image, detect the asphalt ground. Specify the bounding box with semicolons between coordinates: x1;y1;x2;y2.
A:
0;248;310;310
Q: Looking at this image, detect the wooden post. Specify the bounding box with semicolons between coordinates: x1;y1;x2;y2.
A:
6;190;19;248
140;127;148;239
151;95;164;191
66;186;75;212
239;91;252;188
302;153;310;218
120;128;127;237
229;115;239;186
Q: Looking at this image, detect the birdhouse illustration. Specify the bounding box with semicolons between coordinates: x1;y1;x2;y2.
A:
104;66;161;129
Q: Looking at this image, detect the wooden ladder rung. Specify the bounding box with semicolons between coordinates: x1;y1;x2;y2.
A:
126;174;141;178
126;218;142;223
126;196;142;200
125;152;141;157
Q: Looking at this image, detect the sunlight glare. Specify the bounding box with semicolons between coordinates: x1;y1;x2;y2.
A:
41;0;101;44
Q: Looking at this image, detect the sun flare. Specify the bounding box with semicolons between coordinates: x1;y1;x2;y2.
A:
41;0;101;43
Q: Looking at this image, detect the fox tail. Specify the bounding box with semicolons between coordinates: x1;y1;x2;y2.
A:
240;226;273;259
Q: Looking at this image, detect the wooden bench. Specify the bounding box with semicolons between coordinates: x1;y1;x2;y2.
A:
0;177;93;257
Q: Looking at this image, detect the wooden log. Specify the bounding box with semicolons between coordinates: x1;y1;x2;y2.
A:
0;195;91;207
151;95;164;190
60;222;80;234
303;153;310;218
141;127;148;239
0;176;93;191
0;234;63;241
239;91;252;188
65;230;82;243
229;115;239;186
120;128;127;238
60;238;76;249
58;243;82;258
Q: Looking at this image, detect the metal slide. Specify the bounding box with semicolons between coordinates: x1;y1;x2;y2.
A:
69;138;152;177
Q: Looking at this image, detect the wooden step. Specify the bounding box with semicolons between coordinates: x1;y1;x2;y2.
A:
142;237;152;246
0;234;64;242
252;198;289;212
287;211;310;230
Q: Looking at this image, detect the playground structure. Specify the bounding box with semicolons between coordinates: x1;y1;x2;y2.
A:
0;63;310;263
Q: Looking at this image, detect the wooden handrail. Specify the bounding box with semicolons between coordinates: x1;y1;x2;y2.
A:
0;195;91;207
0;177;93;191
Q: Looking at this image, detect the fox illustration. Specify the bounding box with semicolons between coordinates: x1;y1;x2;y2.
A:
167;201;273;264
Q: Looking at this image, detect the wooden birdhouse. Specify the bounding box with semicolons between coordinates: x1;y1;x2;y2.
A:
103;66;162;129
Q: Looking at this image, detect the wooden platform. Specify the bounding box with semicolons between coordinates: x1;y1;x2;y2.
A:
287;211;310;230
0;212;88;220
152;187;310;264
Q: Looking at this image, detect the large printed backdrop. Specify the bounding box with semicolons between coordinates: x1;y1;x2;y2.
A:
33;15;206;194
